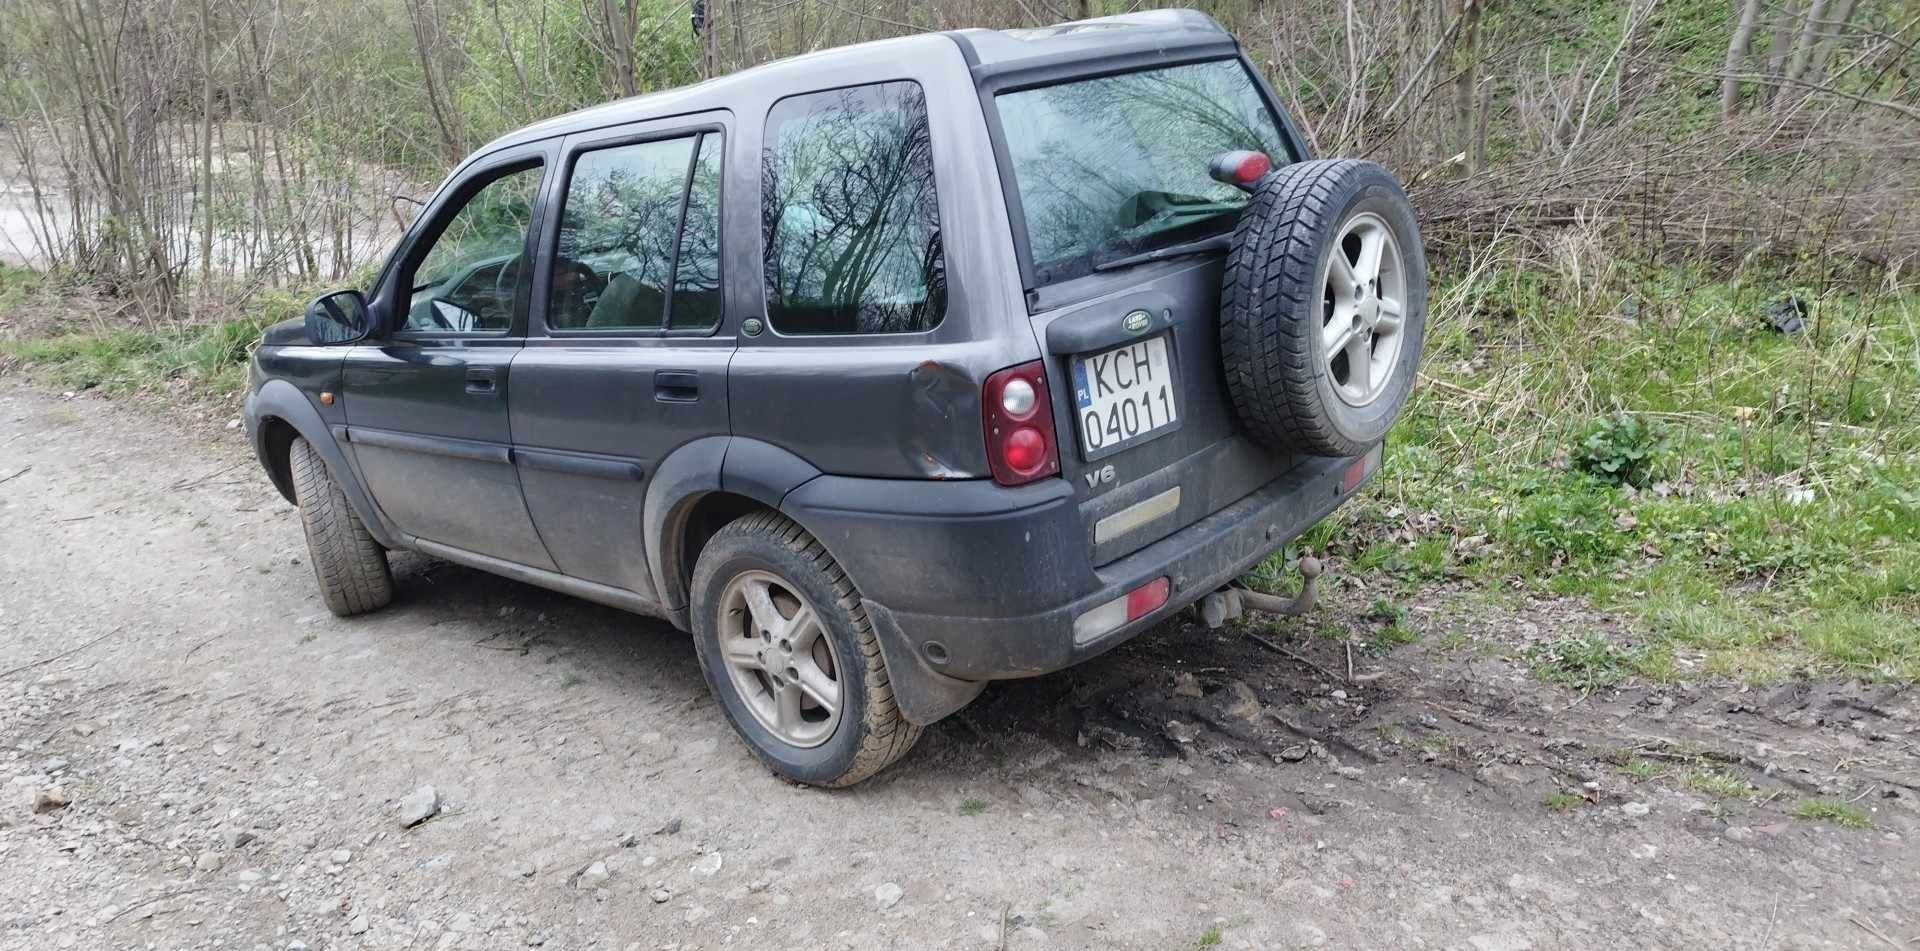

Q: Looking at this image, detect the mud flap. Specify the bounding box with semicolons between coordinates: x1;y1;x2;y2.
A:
862;598;989;726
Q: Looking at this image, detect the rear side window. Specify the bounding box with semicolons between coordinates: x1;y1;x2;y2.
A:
548;131;723;334
762;81;946;335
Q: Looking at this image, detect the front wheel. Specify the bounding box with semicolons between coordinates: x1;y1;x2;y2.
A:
689;511;921;787
289;436;394;617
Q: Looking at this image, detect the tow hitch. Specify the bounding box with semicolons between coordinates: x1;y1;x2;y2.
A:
1198;556;1323;628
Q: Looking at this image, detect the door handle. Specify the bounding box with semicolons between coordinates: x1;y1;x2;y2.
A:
655;369;700;403
465;367;498;395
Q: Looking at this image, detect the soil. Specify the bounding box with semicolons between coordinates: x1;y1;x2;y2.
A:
1;379;1915;950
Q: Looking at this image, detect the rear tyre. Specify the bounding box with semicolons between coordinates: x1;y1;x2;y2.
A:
690;511;921;787
289;436;394;617
1220;159;1427;457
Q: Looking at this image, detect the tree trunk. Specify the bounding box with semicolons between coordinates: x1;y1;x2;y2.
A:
196;0;216;290
1802;0;1856;86
1721;0;1764;122
1763;0;1800;103
1451;0;1482;168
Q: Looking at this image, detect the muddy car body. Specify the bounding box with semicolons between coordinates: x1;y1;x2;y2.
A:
244;9;1427;785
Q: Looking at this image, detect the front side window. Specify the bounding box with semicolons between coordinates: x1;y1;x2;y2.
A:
406;163;543;333
762;81;946;335
548;132;724;333
996;59;1293;286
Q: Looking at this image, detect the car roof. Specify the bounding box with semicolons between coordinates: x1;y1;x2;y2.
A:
472;9;1234;157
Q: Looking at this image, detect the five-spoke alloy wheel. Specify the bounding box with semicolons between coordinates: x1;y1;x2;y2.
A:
689;511;921;787
1320;212;1409;408
715;569;843;748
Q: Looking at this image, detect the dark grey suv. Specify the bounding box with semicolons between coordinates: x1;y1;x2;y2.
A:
244;10;1427;786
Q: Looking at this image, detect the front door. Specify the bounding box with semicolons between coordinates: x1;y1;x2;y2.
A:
509;117;733;599
343;150;557;570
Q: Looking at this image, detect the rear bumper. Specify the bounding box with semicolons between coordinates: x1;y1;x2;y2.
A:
782;448;1375;718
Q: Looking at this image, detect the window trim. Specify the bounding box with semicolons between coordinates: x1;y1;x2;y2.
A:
388;156;549;341
539;122;727;340
759;78;949;339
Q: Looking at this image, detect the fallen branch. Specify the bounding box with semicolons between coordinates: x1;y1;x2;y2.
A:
1243;629;1348;686
0;626;126;681
0;465;32;486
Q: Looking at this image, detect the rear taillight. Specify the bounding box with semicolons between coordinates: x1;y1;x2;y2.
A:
983;360;1060;486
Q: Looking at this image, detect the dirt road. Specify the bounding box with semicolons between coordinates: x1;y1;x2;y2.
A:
1;381;1914;951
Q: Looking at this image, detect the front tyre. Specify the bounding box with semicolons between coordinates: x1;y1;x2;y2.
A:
289;436;394;617
690;511;921;787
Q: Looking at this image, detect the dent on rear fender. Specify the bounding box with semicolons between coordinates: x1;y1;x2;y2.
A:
904;360;978;479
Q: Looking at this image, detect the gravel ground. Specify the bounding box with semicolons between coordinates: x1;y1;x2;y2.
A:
0;380;1915;951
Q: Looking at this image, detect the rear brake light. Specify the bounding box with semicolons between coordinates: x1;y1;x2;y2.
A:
983;361;1060;486
1209;150;1272;188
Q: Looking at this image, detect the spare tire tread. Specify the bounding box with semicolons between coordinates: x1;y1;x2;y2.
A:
1221;158;1366;456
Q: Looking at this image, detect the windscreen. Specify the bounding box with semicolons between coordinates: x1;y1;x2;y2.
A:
995;59;1292;286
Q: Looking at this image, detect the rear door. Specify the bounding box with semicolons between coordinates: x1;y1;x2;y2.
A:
982;56;1306;565
507;114;732;600
343;148;557;570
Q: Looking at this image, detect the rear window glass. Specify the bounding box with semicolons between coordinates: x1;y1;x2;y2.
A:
762;81;946;335
996;59;1292;286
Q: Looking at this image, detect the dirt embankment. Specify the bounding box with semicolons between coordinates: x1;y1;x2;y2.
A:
1;381;1915;950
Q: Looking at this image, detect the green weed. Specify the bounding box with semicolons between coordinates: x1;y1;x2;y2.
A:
958;798;989;816
1573;412;1669;488
1793;798;1870;828
1542;791;1585;811
1681;768;1751;799
1527;635;1642;690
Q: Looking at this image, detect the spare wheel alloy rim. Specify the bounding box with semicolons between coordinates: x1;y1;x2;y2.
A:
715;569;842;748
1319;211;1408;408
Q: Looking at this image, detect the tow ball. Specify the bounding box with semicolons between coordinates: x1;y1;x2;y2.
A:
1197;556;1323;628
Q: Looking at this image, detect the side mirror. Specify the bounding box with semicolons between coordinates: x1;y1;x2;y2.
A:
304;289;371;345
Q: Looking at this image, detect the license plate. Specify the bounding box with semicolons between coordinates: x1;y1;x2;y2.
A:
1071;335;1179;459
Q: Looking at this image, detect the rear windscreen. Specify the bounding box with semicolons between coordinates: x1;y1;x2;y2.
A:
995;59;1293;286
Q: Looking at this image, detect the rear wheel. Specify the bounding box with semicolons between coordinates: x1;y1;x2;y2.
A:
289;436;393;617
689;511;920;787
1220;159;1427;457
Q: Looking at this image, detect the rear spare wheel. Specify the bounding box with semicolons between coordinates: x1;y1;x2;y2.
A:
1220;159;1427;457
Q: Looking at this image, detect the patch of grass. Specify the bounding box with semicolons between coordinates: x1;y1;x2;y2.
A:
1303;257;1920;683
1361;620;1420;656
559;672;585;689
1618;757;1666;781
1793;797;1870;828
1681;768;1751;799
1194;927;1222;948
958;797;989;816
1542;791;1585;812
1527;634;1643;690
2;290;307;408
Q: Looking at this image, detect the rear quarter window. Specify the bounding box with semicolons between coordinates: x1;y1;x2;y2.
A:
761;81;947;335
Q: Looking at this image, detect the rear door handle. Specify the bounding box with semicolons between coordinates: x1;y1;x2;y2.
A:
655;369;699;402
465;367;498;395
